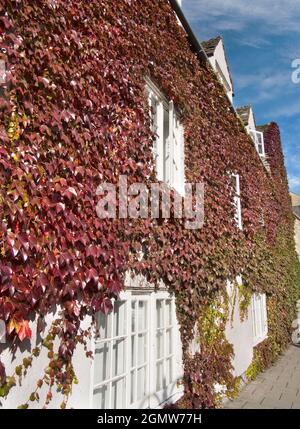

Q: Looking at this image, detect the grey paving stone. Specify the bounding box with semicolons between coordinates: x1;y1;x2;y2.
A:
225;401;247;409
241;401;264;409
223;346;300;409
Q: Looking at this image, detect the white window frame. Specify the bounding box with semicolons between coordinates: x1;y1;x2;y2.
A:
232;173;243;230
247;128;265;158
146;78;185;196
251;293;268;346
91;289;183;409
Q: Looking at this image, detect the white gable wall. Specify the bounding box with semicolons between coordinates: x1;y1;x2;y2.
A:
208;39;233;103
247;107;256;130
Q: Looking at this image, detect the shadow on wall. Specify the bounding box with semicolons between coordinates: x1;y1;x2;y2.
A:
0;304;58;360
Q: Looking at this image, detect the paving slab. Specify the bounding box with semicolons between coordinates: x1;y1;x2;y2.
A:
224;345;300;409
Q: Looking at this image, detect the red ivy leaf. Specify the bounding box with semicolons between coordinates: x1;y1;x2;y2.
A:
17;320;32;342
7;318;32;341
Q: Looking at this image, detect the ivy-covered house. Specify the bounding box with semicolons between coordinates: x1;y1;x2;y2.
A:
0;0;299;409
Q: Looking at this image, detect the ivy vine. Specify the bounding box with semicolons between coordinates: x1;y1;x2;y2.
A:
0;0;299;409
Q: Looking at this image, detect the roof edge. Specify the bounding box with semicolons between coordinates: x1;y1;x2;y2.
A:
169;0;208;63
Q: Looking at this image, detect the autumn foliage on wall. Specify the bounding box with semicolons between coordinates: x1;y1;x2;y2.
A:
0;0;299;408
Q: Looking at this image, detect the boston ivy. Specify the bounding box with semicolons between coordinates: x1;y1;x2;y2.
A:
0;0;299;408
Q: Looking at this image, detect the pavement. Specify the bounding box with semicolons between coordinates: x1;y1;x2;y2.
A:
224;345;300;409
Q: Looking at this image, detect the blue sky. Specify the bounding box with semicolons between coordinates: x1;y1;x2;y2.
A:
182;0;300;194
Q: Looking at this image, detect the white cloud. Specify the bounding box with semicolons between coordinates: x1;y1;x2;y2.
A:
289;176;300;188
289;153;300;165
235;71;289;90
234;69;296;104
183;0;300;35
237;36;271;49
264;100;300;118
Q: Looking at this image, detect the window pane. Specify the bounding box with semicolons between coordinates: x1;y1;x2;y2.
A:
151;96;158;134
257;133;264;154
156;361;163;391
114;300;126;337
112;378;125;409
137;366;147;401
254;296;258;338
251;297;257;339
93;385;108;409
166;328;172;356
165;299;172;326
112;339;125;377
263;295;268;333
131;335;136;368
138;300;147;331
231;175;238;194
163;108;170;182
256;296;262;338
166;358;173;386
156;330;164;359
97;312;111;340
131;300;136;333
94;342;109;385
156;300;164;328
138;333;147;366
130;370;136;404
252;294;268;342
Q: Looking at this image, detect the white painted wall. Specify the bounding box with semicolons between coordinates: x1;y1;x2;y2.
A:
295;218;300;261
0;308;93;409
208;39;233;103
225;283;254;377
247;107;256;131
